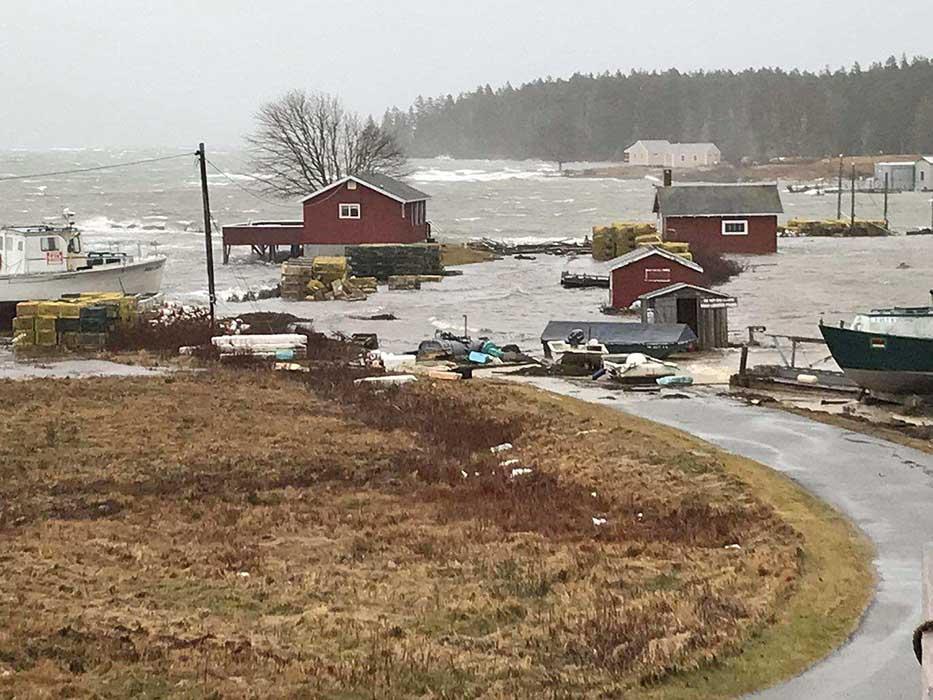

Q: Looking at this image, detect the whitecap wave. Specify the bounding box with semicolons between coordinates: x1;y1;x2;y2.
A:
409;167;553;183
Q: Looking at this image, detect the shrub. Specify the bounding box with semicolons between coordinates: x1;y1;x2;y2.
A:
692;249;744;286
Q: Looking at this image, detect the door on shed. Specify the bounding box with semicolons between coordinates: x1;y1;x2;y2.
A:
676;297;699;337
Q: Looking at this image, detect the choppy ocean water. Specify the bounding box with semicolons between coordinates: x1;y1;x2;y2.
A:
3;149;933;352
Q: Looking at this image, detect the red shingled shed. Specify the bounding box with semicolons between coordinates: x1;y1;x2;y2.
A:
221;173;430;262
608;246;706;309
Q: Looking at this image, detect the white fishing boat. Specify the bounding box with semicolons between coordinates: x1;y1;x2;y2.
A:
0;222;166;303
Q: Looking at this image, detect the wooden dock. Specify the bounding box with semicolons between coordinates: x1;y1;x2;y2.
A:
560;271;610;289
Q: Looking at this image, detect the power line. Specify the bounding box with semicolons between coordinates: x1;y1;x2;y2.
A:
0;152;194;182
204;158;294;208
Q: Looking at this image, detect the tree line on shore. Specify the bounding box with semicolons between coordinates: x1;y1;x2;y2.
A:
381;55;933;164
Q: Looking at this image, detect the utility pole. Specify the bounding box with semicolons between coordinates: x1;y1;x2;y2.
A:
883;172;889;229
836;155;843;220
850;164;857;228
196;143;217;329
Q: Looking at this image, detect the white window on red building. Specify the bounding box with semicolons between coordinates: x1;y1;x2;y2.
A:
644;268;671;282
722;220;748;235
339;203;361;219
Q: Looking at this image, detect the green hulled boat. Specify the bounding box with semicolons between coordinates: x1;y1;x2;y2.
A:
820;306;933;396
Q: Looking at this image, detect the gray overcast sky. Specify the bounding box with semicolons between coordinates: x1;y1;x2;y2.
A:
0;0;930;148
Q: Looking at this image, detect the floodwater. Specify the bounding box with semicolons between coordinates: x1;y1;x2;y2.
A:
2;150;933;351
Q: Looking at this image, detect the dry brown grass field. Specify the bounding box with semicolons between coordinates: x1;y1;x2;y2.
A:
0;369;871;698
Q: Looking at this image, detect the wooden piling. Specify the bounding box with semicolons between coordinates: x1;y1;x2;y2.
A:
919;545;933;698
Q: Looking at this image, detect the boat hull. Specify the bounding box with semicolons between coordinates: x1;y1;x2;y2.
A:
0;256;166;302
819;323;933;395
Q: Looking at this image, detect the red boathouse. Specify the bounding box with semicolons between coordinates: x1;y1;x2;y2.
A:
221;173;431;262
609;246;706;309
654;184;783;255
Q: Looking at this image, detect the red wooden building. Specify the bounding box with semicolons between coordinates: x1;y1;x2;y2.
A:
608;246;706;309
654;184;783;255
221;173;431;262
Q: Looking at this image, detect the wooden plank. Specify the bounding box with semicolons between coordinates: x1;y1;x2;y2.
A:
766;333;827;345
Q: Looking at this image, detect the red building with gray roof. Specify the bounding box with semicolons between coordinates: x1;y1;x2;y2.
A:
654;184;783;254
608;246;706;309
221;173;430;262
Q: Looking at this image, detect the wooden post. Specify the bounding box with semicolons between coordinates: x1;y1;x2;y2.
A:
196;143;217;329
850;164;857;229
739;345;748;375
836;155;844;220
884;173;889;229
920;545;933;697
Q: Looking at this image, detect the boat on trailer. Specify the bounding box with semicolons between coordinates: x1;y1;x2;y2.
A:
0;222;166;325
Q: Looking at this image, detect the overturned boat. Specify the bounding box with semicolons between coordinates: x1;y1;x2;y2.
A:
820;305;933;396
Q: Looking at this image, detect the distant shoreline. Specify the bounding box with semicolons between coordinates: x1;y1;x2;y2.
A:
565;153;922;184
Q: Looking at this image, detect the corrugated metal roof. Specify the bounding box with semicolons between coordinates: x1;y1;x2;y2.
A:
653;184;783;216
607;245;704;273
540;321;697;345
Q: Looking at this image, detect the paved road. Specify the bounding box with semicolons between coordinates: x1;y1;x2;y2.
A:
522;378;933;699
0;349;166;380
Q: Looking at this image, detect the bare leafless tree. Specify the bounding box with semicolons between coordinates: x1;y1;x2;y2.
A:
247;90;407;198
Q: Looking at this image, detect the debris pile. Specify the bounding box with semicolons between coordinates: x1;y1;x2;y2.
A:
212;333;308;361
281;256;368;302
415;330;530;365
468;238;592;257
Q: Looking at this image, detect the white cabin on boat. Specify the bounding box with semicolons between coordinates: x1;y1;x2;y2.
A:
0;226;134;277
0;225;106;276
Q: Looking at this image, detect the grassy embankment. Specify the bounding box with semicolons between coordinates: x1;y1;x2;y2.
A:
439;243;498;266
0;370;871;698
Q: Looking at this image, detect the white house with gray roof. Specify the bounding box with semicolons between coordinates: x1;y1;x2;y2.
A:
624;140;721;168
